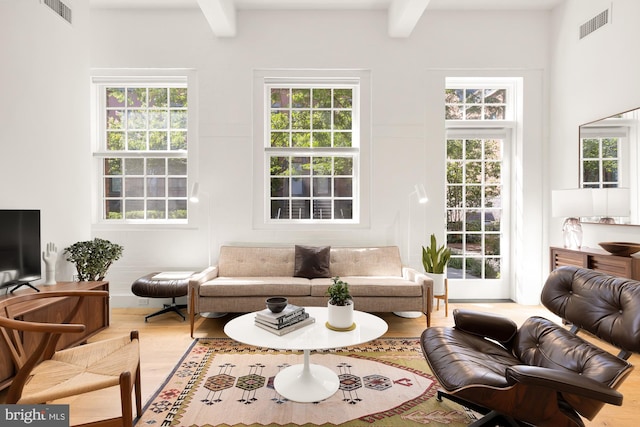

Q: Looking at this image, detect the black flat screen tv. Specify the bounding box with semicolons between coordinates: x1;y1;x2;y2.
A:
0;210;41;290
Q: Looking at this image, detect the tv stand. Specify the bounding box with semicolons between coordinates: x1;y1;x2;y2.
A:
9;280;40;293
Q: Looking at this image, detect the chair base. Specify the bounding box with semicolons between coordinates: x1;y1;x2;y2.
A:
145;298;186;322
437;390;525;427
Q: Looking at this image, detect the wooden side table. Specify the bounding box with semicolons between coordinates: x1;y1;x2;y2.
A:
550;246;640;280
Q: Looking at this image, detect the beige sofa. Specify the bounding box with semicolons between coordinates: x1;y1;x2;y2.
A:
188;245;433;336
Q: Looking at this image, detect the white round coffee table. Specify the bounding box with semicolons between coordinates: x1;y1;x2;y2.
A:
223;306;388;403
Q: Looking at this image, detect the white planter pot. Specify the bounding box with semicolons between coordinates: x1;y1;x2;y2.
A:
425;272;446;296
327;301;354;329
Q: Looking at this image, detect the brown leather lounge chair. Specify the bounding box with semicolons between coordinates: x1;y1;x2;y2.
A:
420;266;640;427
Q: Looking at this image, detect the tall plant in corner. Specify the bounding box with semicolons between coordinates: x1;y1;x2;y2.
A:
64;238;124;281
422;234;451;296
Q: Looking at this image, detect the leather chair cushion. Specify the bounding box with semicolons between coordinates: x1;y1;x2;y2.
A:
513;316;632;387
420;326;521;391
542;266;640;354
453;309;518;345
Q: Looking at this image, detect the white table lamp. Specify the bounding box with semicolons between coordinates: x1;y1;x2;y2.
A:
591;188;630;224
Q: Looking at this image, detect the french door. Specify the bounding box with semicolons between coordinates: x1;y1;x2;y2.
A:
445;129;511;299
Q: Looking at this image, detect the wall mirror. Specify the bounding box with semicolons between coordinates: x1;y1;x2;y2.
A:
579;107;640;225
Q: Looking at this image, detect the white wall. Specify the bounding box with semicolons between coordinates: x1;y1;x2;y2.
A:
0;0;91;282
549;0;640;256
1;3;551;306
88;8;549;306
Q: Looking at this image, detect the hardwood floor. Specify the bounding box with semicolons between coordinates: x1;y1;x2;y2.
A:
3;302;638;426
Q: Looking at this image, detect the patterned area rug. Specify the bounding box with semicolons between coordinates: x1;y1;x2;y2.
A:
135;338;475;426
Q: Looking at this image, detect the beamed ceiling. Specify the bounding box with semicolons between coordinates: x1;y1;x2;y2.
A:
89;0;565;38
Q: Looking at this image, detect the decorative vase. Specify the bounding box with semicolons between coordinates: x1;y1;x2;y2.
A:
425;272;446;296
562;217;583;249
327;301;354;329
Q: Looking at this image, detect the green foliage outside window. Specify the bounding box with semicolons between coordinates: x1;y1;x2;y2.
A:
267;85;356;222
101;84;188;222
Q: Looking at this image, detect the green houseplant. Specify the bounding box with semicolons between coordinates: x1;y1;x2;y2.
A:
326;276;352;306
422;233;451;274
64;238;124;281
422;234;451;297
326;276;354;329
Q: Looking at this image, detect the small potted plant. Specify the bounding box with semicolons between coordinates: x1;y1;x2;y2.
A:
422;233;451;296
64;238;124;281
326;276;354;329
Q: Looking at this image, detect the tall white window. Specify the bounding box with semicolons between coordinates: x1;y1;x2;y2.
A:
264;81;360;223
445;79;518;285
92;75;191;223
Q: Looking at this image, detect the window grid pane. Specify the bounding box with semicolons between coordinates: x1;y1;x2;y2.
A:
106;87;188;152
269;154;354;221
580;137;620;188
445;88;507;121
99;83;188;222
266;82;358;223
446;137;503;279
103;157;188;220
268;87;354;149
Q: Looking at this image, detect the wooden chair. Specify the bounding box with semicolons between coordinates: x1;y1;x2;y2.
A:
0;290;141;427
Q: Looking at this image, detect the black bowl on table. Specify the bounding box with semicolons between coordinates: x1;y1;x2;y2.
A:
266;297;288;313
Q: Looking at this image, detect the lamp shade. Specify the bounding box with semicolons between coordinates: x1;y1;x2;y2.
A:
591;188;630;217
552;189;594;218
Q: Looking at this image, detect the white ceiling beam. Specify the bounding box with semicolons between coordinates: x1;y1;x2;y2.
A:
388;0;430;38
197;0;237;37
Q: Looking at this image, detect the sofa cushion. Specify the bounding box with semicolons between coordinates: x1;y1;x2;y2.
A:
218;246;294;277
329;247;403;277
199;277;311;297
294;245;331;278
310;276;422;297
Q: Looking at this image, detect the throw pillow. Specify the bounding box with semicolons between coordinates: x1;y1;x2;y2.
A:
294;245;331;278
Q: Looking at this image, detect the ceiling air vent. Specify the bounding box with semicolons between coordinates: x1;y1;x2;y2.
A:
42;0;72;24
579;8;609;39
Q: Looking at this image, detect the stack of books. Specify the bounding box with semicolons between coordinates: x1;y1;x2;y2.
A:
254;304;315;336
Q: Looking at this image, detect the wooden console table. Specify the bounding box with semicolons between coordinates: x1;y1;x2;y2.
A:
0;281;109;390
550;246;640;280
